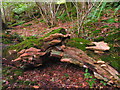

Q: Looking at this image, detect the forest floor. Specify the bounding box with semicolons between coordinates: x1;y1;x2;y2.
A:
2;14;120;89
11;19;73;38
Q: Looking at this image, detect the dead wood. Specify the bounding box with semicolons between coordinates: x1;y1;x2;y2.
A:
62;47;120;87
10;33;120;87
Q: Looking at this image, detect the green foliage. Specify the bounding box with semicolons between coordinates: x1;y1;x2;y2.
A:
84;68;92;79
84;68;96;88
57;12;67;20
90;2;106;20
101;25;109;28
2;2;37;25
92;30;101;34
64;73;69;78
101;18;118;23
114;5;120;15
12;3;28;14
56;3;76;22
10;21;26;27
56;0;66;4
23;23;32;27
100;81;107;86
39;19;46;23
97;2;107;19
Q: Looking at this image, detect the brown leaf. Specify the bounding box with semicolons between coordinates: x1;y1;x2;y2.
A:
33;85;39;88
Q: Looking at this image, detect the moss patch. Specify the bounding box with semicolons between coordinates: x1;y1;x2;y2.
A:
104;32;120;43
8;39;43;52
3;28;66;57
94;36;104;42
66;38;91;51
44;28;66;36
38;28;67;40
100;55;120;71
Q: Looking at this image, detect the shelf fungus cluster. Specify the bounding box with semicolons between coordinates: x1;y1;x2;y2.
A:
12;47;46;67
86;41;110;53
10;33;119;87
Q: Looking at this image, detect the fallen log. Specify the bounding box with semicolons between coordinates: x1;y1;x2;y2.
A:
61;47;120;87
10;33;120;87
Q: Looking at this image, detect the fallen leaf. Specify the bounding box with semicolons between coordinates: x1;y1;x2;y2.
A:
33;85;39;88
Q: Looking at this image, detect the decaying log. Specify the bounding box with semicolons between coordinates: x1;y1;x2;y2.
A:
50;50;64;58
61;47;120;87
10;33;120;87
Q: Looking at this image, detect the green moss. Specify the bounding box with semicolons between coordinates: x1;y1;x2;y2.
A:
66;41;86;51
3;28;66;58
100;55;120;70
8;39;43;52
105;32;120;42
94;36;104;42
92;30;101;34
66;38;91;51
38;28;67;40
45;28;66;36
71;38;91;44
